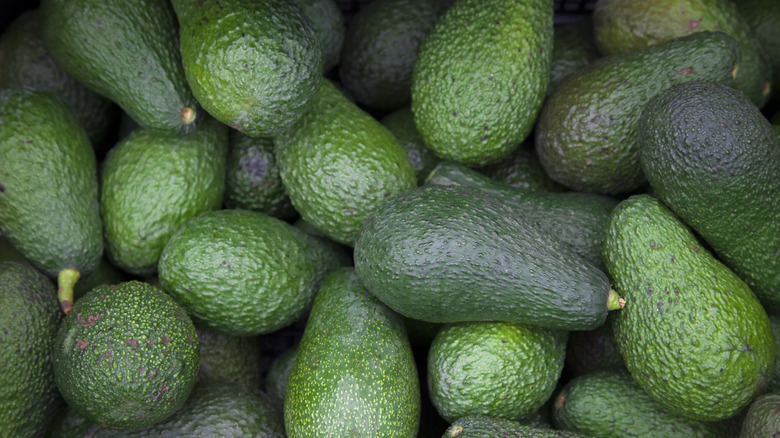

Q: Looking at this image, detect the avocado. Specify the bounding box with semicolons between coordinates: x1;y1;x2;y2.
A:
411;0;553;166
563;317;625;378
274;79;417;246
158;209;349;336
196;327;262;387
739;392;780;437
768;314;780;392
593;0;773;108
0;87;103;312
52;280;200;428
0;9;117;148
443;416;595;438
479;141;566;192
0;262;63;437
549;17;600;95
224;131;297;219
552;370;733;437
289;0;345;73
284;268;420;438
44;405;103;438
354;185;621;331
736;0;780;107
380;106;441;184
535;31;741;195
40;0;201;134
339;0;440;111
603;194;776;421
638;81;780;311
425;160;618;270
171;0;322;137
265;344;297;404
428;321;567;422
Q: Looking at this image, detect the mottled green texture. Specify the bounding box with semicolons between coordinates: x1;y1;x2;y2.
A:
425;160;617;270
100;118;228;276
284;268;420;438
411;0;553;166
603;195;776;421
354;185;613;331
736;0;780;97
380;106;440;184
275;79;417;246
552;370;732;437
639;81;780;311
340;0;439;111
52;281;200;428
172;0;322;137
196;328;262;387
593;0;773;108
480;142;565;192
535;31;741;195
290;0;345;72
0;9;116;147
428;321;566;422
0;262;62;437
564;318;625;378
224;132;296;219
549;18;600;95
443;416;594;438
739;392;780;437
769;315;780;392
40;0;201;134
72;258;128;302
265;345;297;404
0;88;103;279
158;209;348;336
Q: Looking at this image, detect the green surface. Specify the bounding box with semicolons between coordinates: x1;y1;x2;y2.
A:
736;0;780;105
284;268;420;438
535;31;741;194
739;392;780;437
549;17;600;95
442;416;594;438
639;81;780;312
290;0;345;73
479;141;565;192
603;194;776;421
563;318;625;378
354;185;616;331
265;344;298;405
411;0;553;166
196;327;262;387
380;106;441;184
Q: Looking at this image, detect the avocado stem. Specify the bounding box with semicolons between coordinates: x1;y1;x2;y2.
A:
607;288;625;311
180;106;196;124
57;268;81;314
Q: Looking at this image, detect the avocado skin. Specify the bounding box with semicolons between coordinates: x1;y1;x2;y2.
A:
535;31;741;195
0;261;63;438
100;118;228;276
564;319;625;378
0;87;103;279
380;106;441;184
603;194;776;421
40;0;201;135
639;81;780;311
739;392;780;437
552;370;732;437
735;0;780;102
172;0;322;137
411;0;553;167
443;416;595;438
265;344;298;404
354;185;612;331
289;0;345;73
52;280;200;428
549;17;600;95
195;327;262;387
425;160;618;270
284;268;420;438
480;142;566;192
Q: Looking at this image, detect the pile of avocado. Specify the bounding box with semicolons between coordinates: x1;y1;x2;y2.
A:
1;0;780;437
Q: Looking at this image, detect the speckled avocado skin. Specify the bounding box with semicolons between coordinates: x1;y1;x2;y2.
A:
739;392;780;437
411;0;553;167
443;416;594;438
284;268;420;438
603;195;776;421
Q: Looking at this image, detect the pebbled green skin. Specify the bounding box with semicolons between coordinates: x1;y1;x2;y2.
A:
172;0;322;137
735;0;780;103
535;31;740;195
480;141;565;192
593;0;773;108
428;321;567;422
549;18;600;95
443;416;594;438
340;0;439;111
739;392;780;437
425;160;618;270
552;370;733;438
0;9;117;148
639;81;780;312
0;88;103;279
265;344;298;404
196;327;262;388
289;0;345;73
158;209;348;336
40;0;201;135
224;131;297;219
275;79;417;246
284;268;420;438
381;106;441;184
603;195;777;421
52;281;200;428
411;0;553;167
564;317;626;378
100;118;228;276
0;262;63;438
353;185;613;331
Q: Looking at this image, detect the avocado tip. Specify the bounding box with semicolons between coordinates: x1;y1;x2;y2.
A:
180;106;196;124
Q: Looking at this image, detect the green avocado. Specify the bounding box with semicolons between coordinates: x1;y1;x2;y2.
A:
739;392;780;437
289;0;345;73
443;416;595;438
196;327;262;387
